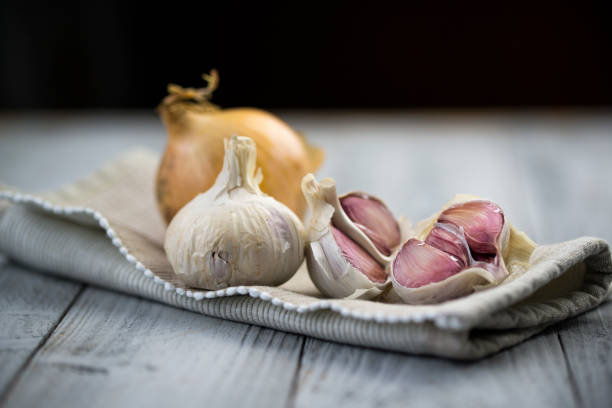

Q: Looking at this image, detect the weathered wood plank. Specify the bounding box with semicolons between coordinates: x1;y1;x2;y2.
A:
291;330;577;408
288;116;612;408
0;114;165;191
555;299;612;408
2;113;612;408
2;287;304;408
510;129;612;407
0;262;82;398
507;126;612;244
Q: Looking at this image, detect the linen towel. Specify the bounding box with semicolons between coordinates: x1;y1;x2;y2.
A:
1;149;610;359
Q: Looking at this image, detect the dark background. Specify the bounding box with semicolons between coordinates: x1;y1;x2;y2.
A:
1;2;611;110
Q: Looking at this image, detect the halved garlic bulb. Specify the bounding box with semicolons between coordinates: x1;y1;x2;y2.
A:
391;199;511;304
164;135;305;289
302;174;400;298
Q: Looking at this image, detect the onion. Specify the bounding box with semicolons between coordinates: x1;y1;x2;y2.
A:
156;70;324;223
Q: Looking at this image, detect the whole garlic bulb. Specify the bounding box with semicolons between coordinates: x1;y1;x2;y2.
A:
164;135;306;289
301;174;401;299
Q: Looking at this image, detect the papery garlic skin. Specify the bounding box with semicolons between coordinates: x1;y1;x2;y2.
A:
164;135;305;289
391;198;511;304
302;174;394;299
306;230;387;299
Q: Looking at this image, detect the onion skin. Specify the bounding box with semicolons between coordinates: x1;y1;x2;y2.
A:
156;80;323;224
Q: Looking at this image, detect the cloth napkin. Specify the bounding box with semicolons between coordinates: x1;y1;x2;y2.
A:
1;149;610;359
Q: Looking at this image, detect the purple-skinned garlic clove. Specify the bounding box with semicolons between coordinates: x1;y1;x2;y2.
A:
330;225;388;284
392;239;464;288
424;222;470;266
302;174;391;299
305;225;389;299
340;193;401;256
438;200;505;254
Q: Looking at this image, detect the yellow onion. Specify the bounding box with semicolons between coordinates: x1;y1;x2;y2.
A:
156;70;324;224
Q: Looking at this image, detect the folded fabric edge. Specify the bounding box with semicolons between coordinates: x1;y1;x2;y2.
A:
1;190;610;334
0;191;470;330
1;203;607;359
447;237;612;331
0;203;483;359
477;242;612;329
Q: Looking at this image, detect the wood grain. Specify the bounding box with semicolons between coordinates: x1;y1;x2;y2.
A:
1;112;612;407
290;329;577;408
0;262;82;399
2;287;304;408
508;129;612;244
555;300;612;408
510;123;612;407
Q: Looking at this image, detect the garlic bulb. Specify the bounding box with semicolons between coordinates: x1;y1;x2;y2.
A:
301;174;400;298
164;135;305;289
391;196;535;304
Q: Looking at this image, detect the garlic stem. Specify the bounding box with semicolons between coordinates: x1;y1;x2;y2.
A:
213;135;263;196
302;174;335;238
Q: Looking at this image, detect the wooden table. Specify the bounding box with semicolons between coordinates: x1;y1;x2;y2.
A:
1;112;611;408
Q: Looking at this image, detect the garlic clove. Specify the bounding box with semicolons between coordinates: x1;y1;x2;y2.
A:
305;229;388;299
314;178;399;264
391;262;498;305
302;174;390;299
437;200;505;255
392;239;464;288
424;222;470;266
330;225;388;284
339;194;401;256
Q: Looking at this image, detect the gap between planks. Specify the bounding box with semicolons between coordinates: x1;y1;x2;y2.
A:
0;284;86;404
285;336;306;408
556;332;583;407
